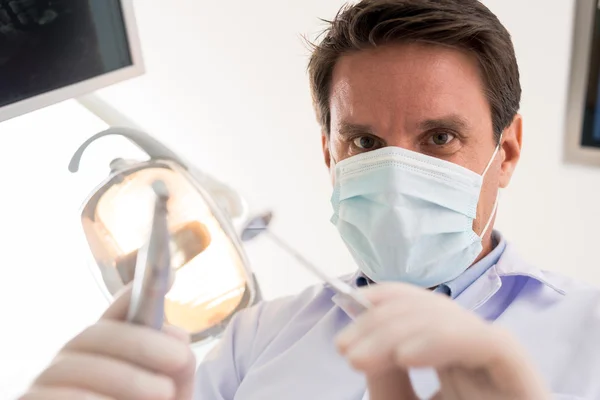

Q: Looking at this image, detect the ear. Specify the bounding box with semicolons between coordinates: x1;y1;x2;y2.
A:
322;132;331;169
499;114;523;188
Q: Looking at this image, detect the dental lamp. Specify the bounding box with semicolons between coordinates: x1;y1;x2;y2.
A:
69;127;261;344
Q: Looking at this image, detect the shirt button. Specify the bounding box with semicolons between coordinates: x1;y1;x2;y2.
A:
356;277;369;287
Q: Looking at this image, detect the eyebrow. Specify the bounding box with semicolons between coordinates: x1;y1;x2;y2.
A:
418;114;470;132
338;122;376;138
337;114;471;138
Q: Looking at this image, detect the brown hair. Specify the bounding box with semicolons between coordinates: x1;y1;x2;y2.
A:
307;0;521;142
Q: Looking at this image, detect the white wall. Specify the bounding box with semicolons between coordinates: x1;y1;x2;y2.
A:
2;0;600;397
0;101;125;397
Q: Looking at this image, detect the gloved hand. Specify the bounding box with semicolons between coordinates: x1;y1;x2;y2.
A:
336;283;550;400
19;286;196;400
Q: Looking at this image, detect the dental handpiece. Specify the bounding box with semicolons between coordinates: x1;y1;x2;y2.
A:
126;180;172;330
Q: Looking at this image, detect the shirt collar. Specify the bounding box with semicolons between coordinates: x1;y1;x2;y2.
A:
451;238;567;311
332;231;567;316
347;231;506;294
436;231;506;299
492;242;566;295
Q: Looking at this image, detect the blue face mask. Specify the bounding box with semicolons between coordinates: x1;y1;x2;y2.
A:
330;143;500;287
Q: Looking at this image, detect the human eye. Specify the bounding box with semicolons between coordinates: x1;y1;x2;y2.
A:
350;135;383;154
428;132;456;146
419;130;463;158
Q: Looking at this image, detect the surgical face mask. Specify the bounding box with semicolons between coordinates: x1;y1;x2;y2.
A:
330;142;500;287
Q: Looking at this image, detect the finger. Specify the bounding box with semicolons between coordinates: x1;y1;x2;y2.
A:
359;282;444;305
392;321;502;370
19;387;113;400
162;324;196;399
336;301;413;353
64;320;192;377
163;324;191;344
366;368;419;400
172;348;197;400
101;287;187;338
101;284;133;321
434;367;486;400
341;318;431;374
102;279;176;323
34;353;175;400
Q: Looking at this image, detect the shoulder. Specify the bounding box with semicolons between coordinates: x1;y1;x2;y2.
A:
527;282;600;398
494;243;600;396
495;242;596;297
491;241;600;352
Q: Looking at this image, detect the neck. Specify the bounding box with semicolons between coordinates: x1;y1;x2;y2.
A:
472;229;496;265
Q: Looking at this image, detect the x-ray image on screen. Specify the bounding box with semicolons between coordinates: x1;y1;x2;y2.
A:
582;5;600;148
595;81;600;142
0;0;132;108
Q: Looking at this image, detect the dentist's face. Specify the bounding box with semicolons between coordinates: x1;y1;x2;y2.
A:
321;43;522;258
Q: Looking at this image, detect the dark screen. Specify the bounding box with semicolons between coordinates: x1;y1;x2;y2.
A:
0;0;132;108
581;4;600;148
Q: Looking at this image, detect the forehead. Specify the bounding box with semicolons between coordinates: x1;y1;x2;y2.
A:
329;43;491;131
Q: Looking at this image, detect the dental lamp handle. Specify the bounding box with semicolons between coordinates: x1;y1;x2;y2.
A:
68;126;247;221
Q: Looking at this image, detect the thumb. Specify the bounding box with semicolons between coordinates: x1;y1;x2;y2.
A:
100;283;191;344
366;368;418;400
163;324;192;344
100;283;133;321
393;324;518;371
101;267;176;321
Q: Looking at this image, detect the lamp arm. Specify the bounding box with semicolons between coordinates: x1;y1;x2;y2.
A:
69;125;247;221
68;126;184;172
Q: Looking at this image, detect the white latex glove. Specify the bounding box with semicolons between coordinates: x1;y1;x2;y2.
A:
335;283;550;400
20;286;196;400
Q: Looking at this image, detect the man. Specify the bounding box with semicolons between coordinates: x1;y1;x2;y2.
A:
21;1;600;399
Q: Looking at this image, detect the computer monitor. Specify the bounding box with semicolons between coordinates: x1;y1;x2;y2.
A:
581;7;600;149
0;0;143;123
566;0;600;166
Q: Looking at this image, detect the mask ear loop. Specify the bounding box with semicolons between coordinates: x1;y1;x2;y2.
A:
480;197;498;238
328;138;339;182
328;137;338;165
481;133;503;178
479;134;503;238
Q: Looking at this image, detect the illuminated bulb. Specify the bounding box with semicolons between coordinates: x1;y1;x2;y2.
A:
82;165;251;340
